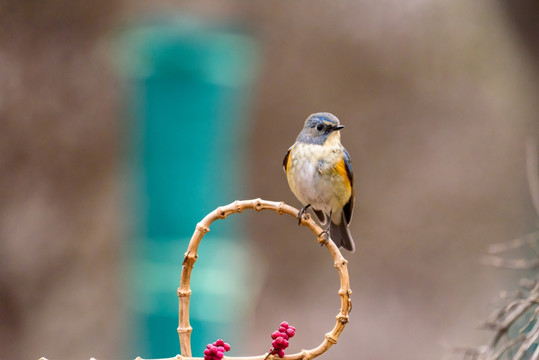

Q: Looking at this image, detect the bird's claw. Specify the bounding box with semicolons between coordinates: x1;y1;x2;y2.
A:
318;229;330;246
297;204;311;225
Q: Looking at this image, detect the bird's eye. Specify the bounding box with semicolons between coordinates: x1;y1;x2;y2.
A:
316;124;324;131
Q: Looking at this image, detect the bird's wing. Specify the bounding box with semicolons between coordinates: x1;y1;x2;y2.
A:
283;145;292;172
342;147;354;224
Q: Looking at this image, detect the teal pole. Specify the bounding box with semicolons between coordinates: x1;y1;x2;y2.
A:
119;17;258;359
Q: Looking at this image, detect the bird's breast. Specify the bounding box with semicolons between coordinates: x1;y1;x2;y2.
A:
286;143;351;212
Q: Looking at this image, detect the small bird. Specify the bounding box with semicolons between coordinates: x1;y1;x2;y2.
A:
283;112;355;252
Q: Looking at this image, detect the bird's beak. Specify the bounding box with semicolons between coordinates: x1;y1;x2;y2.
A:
332;125;345;131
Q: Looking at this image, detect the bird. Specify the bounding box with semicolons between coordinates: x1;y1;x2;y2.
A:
283;112;355;252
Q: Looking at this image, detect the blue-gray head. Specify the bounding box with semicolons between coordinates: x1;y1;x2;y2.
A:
296;112;344;145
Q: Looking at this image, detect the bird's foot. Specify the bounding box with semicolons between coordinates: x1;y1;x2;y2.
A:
318;219;332;246
318;229;330;246
297;204;311;225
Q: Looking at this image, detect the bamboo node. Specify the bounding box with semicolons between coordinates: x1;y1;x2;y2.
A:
300;350;313;360
277;201;285;215
255;198;263;211
182;252;198;266
177;288;191;297
325;333;338;344
234;200;243;213
217;207;227;219
334;259;348;267
337;314;349;324
196;222;210;233
177;326;193;334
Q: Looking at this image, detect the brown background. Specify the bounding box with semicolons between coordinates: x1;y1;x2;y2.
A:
0;1;538;359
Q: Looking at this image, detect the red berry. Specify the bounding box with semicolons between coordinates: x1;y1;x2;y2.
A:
204;340;230;360
268;322;294;358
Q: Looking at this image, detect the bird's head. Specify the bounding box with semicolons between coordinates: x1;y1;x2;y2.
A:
296;112;344;145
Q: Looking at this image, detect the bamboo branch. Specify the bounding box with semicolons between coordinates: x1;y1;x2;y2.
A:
173;199;352;360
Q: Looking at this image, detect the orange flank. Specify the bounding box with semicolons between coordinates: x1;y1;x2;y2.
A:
333;156;352;194
286;145;293;172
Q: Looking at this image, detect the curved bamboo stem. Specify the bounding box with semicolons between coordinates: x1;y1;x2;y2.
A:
175;198;352;360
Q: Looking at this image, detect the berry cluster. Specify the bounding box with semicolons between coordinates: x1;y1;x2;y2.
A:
204;339;231;360
269;321;296;358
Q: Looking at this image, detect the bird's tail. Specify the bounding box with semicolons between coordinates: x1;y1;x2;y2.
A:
330;214;355;252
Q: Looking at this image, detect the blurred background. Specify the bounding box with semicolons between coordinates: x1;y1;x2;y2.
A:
1;1;538;359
